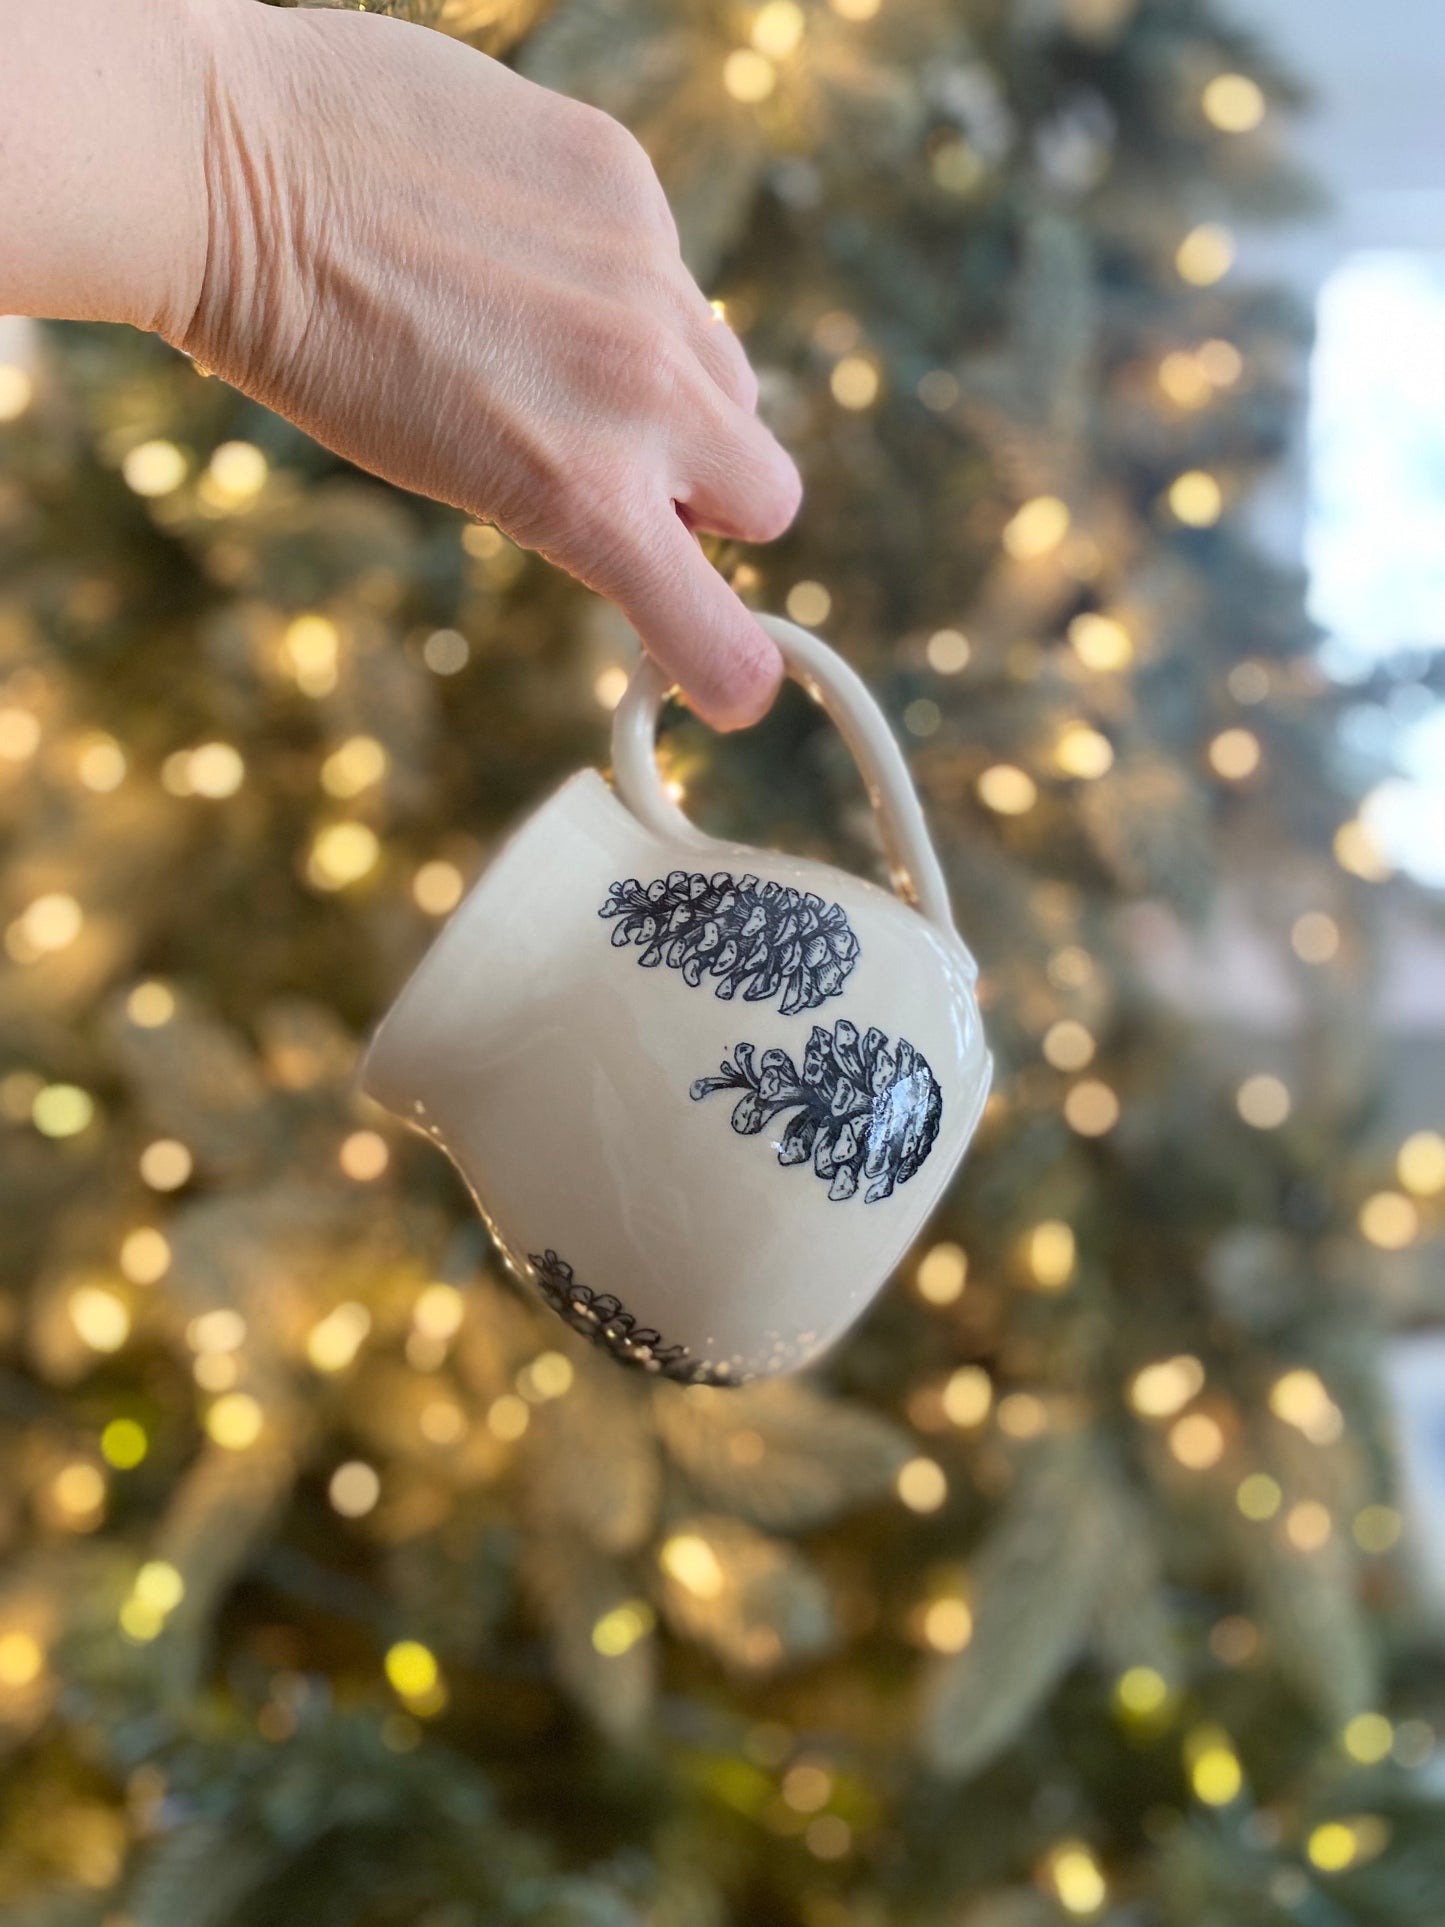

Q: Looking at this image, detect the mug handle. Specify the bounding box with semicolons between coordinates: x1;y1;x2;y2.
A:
610;612;970;965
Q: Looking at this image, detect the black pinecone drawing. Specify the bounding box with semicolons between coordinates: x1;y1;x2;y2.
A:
690;1019;943;1203
526;1249;732;1386
599;870;859;1015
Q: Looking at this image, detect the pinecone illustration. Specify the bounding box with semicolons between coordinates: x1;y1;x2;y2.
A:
599;870;859;1016
526;1249;730;1385
690;1019;942;1203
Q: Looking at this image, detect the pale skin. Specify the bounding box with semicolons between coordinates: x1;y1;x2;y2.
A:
0;0;803;727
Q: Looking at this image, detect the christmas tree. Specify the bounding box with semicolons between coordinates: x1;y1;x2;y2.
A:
2;1;1443;1923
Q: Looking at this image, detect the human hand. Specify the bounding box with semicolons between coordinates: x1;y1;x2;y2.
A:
181;3;801;728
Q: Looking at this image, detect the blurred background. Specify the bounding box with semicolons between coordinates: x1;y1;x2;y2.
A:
1;0;1443;1921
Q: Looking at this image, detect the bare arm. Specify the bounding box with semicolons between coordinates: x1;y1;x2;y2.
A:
0;0;800;727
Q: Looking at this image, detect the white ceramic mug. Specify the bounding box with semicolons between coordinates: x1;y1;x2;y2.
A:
362;615;991;1384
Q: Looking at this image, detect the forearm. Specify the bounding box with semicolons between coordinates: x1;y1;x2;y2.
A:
0;0;220;334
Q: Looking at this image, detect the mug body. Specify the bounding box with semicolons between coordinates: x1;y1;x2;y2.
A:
363;769;991;1383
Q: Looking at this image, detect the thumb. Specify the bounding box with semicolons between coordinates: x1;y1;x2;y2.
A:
598;507;784;730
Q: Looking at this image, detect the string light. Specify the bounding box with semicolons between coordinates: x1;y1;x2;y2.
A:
202;440;268;507
1208;728;1261;779
785;581;831;625
591;1599;655;1656
723;47;776;101
1043;1020;1095;1071
1168;470;1223;526
829;0;880;16
1055;724;1114;778
1199;338;1244;385
487;1394;530;1441
414;1283;466;1339
1358;1191;1419;1250
1343;1713;1394;1765
0;1632;44;1688
206;1392;264;1451
69;1285;130;1354
1187;1726;1244;1805
592;665;629;710
996;1392;1047;1439
830;354;880;409
1202;73;1266;132
76;734;126;791
32;1084;94;1138
896;1457;947;1512
126;980;176;1028
1002;496;1070;561
921;1596;973;1652
1236;1473;1282;1520
977;764;1037;814
339;1130;389;1181
188;1308;246;1353
751;1;805;57
1270;1369;1343;1444
1064;1080;1119;1135
1129;1356;1205;1418
1047;1842;1107;1916
1236;1074;1290;1129
1175;224;1235;286
12;892;83;957
51;1462;106;1526
186;742;245;798
308;821;380;890
0;364;34;421
282;614;340;697
1115;1667;1170;1717
422;629;469;675
1333;819;1391;881
926;628;970;673
1285;1500;1333;1552
915;1241;967;1305
1353;1505;1402;1554
1158;351;1213;409
122;440;186;497
320;735;388;799
1025;1220;1076;1290
100;1418;148;1469
306;1301;371;1373
140;1138;192;1191
1398;1131;1445;1197
1291;911;1340;964
519;1351;575;1401
0;707;41;760
661;1533;727;1598
413;859;464;915
1169;1413;1225;1469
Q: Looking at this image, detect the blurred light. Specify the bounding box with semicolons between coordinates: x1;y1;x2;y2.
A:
204;440;268;505
943;1365;993;1428
1358;1191;1419;1249
1353;1505;1402;1553
69;1285;130;1353
1048;945;1094;988
206;1392;264;1450
593;665;630;710
1208;728;1261;779
461;522;504;559
1026;1220;1076;1290
1189;1730;1244;1805
1043;1020;1095;1071
723;47;776;100
133;1561;184;1613
592;1599;655;1656
930;136;985;196
308;821;380;890
1343;1713;1394;1765
1115;1666;1170;1716
922;1596;973;1652
1291;911;1340;964
661;1533;727;1597
1398;1131;1445;1197
1002;496;1070;561
1049;1842;1107;1916
904;698;941;737
526;1350;575;1400
0;364;34;421
1199;338;1244;385
1203;73;1266;132
1168;470;1223;526
194;1352;237;1392
329;1460;381;1518
1055;724;1114;778
282;614;339;697
17;892;83;955
122;440;186;496
926;627;970;673
419;1399;466;1445
1176;224;1235;286
1227;660;1269;703
1334;818;1392;880
0;1632;44;1687
1169;1413;1225;1469
140;1138;192;1191
188;742;245;798
916;1240;967;1305
1236;1074;1290;1129
1158;351;1213;409
413;859;464;915
1285;1500;1333;1551
896;1456;947;1512
188;1309;246;1353
1209;1615;1259;1664
1270;1368;1343;1443
385;1640;439;1700
997;1392;1047;1439
831;354;880;409
918;369;960;411
126;984;176;1037
32;1084;94;1138
487;1394;530;1441
830;0;880;16
53;1461;105;1522
1394;1720;1435;1767
321;735;388;799
0;707;41;760
1068;613;1133;671
414;1283;466;1339
1130;1355;1205;1417
782;1762;833;1811
339;1130;389;1181
422;629;469;676
785;580;831;626
1065;1080;1119;1135
307;1301;371;1373
1236;1473;1283;1520
100;1419;148;1469
1306;1823;1360;1874
119;1597;164;1643
77;734;127;791
752;2;805;56
977;764;1037;814
805;1816;852;1860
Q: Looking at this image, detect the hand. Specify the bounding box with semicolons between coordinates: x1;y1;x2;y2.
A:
181;3;801;728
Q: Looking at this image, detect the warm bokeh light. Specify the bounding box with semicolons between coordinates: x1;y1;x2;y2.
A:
139;1138;193;1192
1169;1412;1225;1469
1064;1080;1119;1135
0;1631;44;1688
1167;469;1223;526
1048;1842;1107;1916
1208;727;1261;780
1188;1728;1244;1805
32;1084;94;1138
1202;73;1266;132
926;628;970;674
1055;724;1114;779
1129;1354;1205;1419
1236;1073;1290;1129
1343;1713;1395;1766
100;1419;148;1469
896;1457;948;1512
996;1392;1047;1440
751;0;805;55
119;1227;170;1285
413;859;464;915
487;1394;530;1442
591;1600;655;1657
282;614;340;697
1158;350;1213;409
1002;495;1071;561
69;1285;130;1354
722;47;776;101
1175;223;1235;286
339;1130;389;1181
977;764;1037;814
0;364;35;421
785;580;831;626
1353;1505;1403;1554
830;354;880;409
122;439;186;497
308;821;381;890
321;735;388;799
1291;911;1340;964
187;742;245;798
1333;818;1392;881
1398;1131;1445;1197
942;1365;993;1428
77;734;126;791
307;1301;372;1374
1043;1020;1095;1071
1236;1473;1283;1521
921;1596;973;1653
206;1393;264;1451
1026;1220;1076;1290
1285;1499;1333;1552
1270;1368;1344;1444
661;1533;727;1599
1358;1191;1419;1250
916;1241;967;1305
